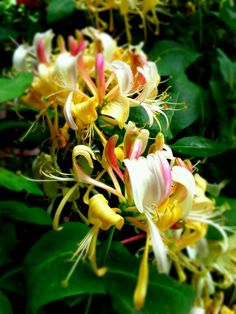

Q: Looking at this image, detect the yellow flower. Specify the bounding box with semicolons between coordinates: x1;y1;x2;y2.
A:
88;194;124;230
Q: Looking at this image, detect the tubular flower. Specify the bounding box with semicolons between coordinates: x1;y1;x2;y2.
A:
123;121;149;159
63;194;124;284
11;25;235;314
124;149;196;310
88;194;124;230
13;27;170;149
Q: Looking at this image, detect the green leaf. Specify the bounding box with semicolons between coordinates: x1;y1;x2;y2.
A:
169;73;204;133
171;136;231;157
103;243;194;314
216;197;236;227
209;80;230;138
207;197;236;241
0;268;24;295
0;121;30;132
0;201;51;225
0;292;13;314
47;0;75;23
219;2;236;32
217;48;236;91
0;223;17;266
149;40;200;76
0;72;33;103
24;222;105;313
0;168;43;195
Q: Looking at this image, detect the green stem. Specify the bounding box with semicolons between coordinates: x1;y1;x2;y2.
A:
103;226;115;265
84;294;93;314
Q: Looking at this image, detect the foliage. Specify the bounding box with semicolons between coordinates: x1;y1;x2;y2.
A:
0;0;236;313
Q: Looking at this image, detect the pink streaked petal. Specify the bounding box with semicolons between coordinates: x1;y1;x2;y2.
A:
69;36;86;56
105;135;124;181
96;53;106;103
36;38;49;64
158;153;172;202
127;139;143;160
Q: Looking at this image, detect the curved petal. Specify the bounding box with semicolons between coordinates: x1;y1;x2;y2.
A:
101;94;130;128
111;60;133;95
171;166;195;217
146;213;169;273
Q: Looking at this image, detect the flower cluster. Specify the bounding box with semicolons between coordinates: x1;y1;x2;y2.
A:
13;28;235;312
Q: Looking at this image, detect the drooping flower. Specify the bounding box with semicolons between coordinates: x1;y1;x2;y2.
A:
124;149;196;309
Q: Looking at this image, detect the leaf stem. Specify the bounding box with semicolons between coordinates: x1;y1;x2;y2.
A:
84;294;93;314
103;225;115;265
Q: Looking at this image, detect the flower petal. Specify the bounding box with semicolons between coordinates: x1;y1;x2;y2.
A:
146;213;169;273
171;166;195;217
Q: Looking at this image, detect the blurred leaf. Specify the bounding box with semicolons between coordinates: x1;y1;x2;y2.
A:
24;222;105;313
216;197;236;227
217;48;236;91
0;168;43;195
0;120;30;131
169;73;204;134
0;72;33;103
129;106;172;138
0;268;24;295
171;136;231;157
219;2;236;32
0;201;51;225
149;40;200;76
207;196;236;241
103;242;194;314
209;80;230;138
0;27;18;42
47;0;75;23
0;223;17;266
0;293;13;314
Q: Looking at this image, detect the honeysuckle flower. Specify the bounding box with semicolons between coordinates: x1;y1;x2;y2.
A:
123;121;149;159
88;194;124;230
72;145;125;203
55;52;78;90
33;29;54;64
62;193;124;286
82;27;117;62
124;148;196;309
124;152;172;272
12;44;30;72
13;30;54;72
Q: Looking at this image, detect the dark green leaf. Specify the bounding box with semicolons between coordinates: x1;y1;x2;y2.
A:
0;201;51;225
47;0;75;23
207;196;236;241
24;222;105;313
0;168;43;195
103;243;194;314
0;120;30;131
0;268;24;295
0;292;13;314
171;136;231;157
209;80;230;138
149;40;200;76
0;223;17;266
129;106;172;138
169;73;204;133
0;72;33;103
217;48;236;91
219;2;236;32
216;197;236;227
